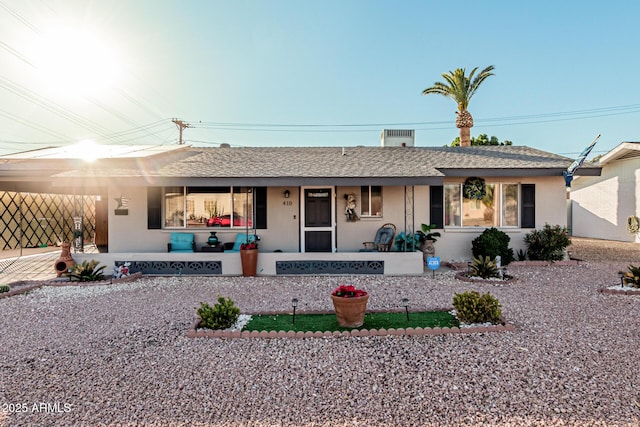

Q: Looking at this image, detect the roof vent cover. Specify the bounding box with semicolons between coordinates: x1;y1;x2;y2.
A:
381;129;415;147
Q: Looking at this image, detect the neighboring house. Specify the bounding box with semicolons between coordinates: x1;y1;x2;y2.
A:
0;134;601;275
571;141;640;243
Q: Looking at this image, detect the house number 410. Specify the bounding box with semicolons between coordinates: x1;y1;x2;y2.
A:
282;201;293;206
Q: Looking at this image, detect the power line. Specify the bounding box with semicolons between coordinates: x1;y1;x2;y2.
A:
0;1;174;145
0;120;175;146
0;0;40;34
0;107;69;140
190;103;640;131
0;74;116;136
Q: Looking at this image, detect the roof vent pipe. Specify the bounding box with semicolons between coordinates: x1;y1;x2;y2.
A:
220;143;231;148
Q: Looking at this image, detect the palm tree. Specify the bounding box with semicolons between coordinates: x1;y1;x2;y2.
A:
422;65;495;146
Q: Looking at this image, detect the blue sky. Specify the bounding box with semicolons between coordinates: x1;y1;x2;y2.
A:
1;0;639;158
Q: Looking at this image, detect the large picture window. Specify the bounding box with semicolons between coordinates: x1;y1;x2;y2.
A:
164;186;254;229
444;183;520;228
360;185;382;217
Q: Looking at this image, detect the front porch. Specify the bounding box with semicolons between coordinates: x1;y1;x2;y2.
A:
72;251;425;276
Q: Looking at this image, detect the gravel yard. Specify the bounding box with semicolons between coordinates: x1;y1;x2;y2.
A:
1;239;640;426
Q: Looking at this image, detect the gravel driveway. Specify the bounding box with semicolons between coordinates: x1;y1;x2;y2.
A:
1;239;639;426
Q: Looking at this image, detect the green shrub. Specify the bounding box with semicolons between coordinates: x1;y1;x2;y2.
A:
469;256;501;279
0;284;10;293
453;290;502;324
68;260;106;282
621;265;640;288
516;249;527;261
197;296;240;330
523;224;571;261
471;227;514;265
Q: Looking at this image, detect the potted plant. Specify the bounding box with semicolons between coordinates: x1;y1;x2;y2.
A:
394;224;441;257
330;284;369;328
394;232;419;252
240;238;259;277
416;223;441;260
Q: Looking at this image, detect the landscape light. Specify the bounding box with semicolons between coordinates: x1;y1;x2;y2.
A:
291;298;298;324
402;298;409;321
618;272;625;288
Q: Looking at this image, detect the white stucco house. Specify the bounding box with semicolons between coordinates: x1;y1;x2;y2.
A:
0;132;601;275
571;141;640;243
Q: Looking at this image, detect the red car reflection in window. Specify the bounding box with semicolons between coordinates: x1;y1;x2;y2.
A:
206;215;252;227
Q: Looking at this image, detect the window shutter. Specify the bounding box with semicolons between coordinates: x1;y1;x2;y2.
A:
521;184;535;228
255;187;267;229
429;186;444;229
147;187;162;229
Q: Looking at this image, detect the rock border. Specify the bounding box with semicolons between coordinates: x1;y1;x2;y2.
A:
454;272;517;284
0;272;144;299
186;317;516;339
0;282;44;299
598;287;640;296
47;271;143;287
446;260;585;271
509;260;584;267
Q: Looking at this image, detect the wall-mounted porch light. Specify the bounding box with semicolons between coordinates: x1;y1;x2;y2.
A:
284;189;290;198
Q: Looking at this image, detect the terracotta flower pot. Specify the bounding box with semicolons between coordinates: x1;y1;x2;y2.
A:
331;294;369;328
240;249;258;277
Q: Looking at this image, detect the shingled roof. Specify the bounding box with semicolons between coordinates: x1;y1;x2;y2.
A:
35;144;601;187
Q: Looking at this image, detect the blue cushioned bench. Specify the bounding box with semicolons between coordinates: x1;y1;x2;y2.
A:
224;233;258;253
167;232;196;253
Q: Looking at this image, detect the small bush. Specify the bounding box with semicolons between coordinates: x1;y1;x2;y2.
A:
197;296;240;330
471;227;514;265
0;284;10;293
524;224;571;261
620;265;640;288
453;290;502;324
516;249;527;261
469;256;500;279
68;260;106;282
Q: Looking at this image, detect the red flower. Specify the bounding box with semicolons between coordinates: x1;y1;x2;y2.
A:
332;284;368;298
240;242;258;250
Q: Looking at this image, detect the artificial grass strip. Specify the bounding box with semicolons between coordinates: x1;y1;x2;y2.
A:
243;311;459;333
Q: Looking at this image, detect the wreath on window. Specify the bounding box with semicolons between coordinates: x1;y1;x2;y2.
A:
463;177;486;200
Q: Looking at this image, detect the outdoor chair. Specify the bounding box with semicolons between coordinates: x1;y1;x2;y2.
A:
224;233;258;253
360;223;396;252
167;232;196;253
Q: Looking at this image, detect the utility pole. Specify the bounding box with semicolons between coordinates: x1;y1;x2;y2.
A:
172;118;192;145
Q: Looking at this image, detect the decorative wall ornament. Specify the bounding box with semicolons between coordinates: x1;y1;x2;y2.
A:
627;215;640;234
344;193;360;222
114;194;129;215
463;177;487;200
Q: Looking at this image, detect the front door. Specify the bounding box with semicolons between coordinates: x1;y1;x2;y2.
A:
302;187;334;252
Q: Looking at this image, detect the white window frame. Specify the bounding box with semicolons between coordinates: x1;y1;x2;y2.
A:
360;185;382;218
163;186;254;229
444;182;520;228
